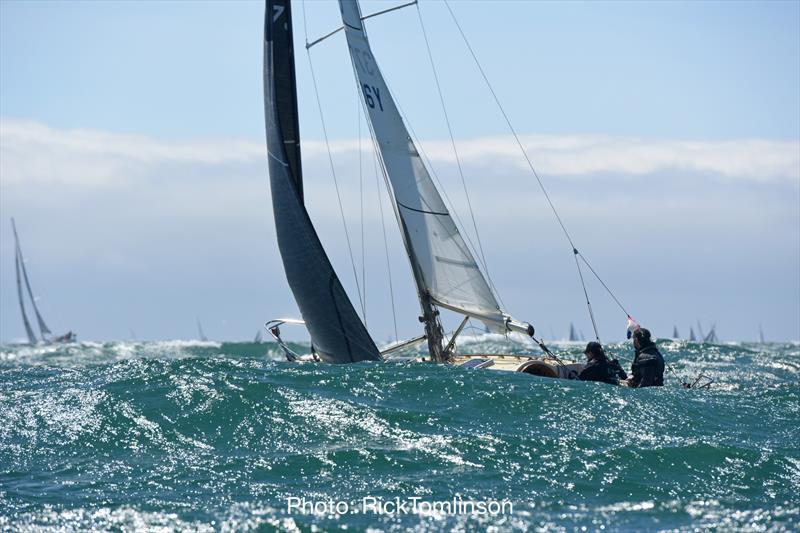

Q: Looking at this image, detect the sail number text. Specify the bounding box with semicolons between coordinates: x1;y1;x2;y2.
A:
362;84;384;111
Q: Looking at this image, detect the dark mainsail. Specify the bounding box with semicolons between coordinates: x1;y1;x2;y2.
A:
12;218;51;339
263;0;380;363
15;246;37;345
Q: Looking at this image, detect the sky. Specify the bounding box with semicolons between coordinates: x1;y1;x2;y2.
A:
1;0;798;343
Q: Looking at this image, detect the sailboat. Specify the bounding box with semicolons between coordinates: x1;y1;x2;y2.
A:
696;320;706;341
759;324;765;344
703;324;718;343
673;326;680;339
254;329;263;344
263;0;582;378
11;218;75;345
196;319;209;342
689;326;697;342
568;323;578;342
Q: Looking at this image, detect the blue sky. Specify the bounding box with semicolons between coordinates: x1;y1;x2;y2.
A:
1;0;798;342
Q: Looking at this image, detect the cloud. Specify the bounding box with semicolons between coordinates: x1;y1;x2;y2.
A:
1;119;797;188
0;119;263;187
0;119;797;341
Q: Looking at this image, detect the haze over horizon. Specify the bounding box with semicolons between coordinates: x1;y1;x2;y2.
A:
1;0;798;343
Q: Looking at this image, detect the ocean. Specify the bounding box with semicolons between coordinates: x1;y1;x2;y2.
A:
1;337;798;531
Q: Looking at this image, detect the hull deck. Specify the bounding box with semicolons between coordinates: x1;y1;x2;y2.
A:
450;354;585;380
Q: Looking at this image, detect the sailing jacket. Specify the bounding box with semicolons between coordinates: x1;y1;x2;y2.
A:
630;343;665;387
579;357;627;385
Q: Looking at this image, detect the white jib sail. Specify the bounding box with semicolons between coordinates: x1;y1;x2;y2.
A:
338;0;506;329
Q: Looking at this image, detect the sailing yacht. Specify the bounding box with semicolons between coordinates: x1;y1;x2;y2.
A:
264;0;582;378
11;218;76;345
196;319;209;342
568;323;579;342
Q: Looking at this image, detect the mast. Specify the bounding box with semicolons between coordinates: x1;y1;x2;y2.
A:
264;0;380;363
337;0;536;361
11;218;51;339
14;246;37;345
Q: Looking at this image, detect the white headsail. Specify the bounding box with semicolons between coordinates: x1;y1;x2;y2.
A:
338;0;508;331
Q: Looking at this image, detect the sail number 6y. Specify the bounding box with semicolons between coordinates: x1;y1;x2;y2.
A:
363;84;384;111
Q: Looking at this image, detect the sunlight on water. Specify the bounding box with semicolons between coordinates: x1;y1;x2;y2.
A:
0;338;798;530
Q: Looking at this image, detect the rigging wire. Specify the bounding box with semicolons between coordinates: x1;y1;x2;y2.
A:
573;251;601;342
577;253;631;318
415;3;493;290
358;92;367;324
301;0;366;320
443;0;633;335
375;152;400;342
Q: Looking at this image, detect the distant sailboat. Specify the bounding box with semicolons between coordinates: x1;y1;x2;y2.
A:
759;324;765;344
696;320;706;341
673;326;680;339
14;241;37;345
568;323;579;342
689;327;697;342
703;324;718;343
11;218;75;344
196;319;208;342
254;329;263;344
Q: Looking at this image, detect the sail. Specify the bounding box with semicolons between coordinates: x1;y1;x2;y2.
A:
673;326;679;339
264;0;380;363
15;247;37;345
337;0;504;329
196;319;208;342
689;327;696;342
254;329;263;343
11;219;51;338
568;323;578;341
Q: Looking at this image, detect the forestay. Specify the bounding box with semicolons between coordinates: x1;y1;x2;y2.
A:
264;0;380;363
337;0;505;329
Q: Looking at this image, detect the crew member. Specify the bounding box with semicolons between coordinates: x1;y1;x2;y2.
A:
579;341;627;385
629;328;665;387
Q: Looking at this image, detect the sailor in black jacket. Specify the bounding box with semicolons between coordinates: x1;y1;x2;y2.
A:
629;328;665;387
579;341;627;385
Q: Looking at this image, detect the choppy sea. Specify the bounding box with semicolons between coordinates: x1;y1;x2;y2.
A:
1;337;798;531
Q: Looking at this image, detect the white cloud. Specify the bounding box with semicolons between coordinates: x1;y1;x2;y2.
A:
1;119;797;188
0;119;797;341
0;119;263;187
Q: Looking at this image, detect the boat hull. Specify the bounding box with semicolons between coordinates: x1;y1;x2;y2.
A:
451;354;584;380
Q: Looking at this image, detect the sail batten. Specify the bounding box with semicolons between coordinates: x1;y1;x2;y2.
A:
265;0;380;363
337;0;505;330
